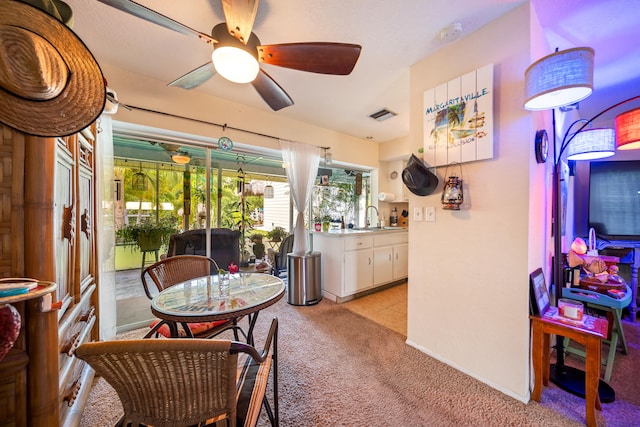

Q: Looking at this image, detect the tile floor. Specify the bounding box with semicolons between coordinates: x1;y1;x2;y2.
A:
342;282;408;336
115;268;408;336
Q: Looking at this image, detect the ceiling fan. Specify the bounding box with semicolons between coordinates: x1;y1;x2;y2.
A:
97;0;362;111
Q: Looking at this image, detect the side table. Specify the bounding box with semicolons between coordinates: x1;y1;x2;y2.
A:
530;314;607;427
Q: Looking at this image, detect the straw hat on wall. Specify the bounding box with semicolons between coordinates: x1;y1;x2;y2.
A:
0;0;106;137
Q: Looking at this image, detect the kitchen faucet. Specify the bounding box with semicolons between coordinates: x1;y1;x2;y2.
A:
365;205;379;229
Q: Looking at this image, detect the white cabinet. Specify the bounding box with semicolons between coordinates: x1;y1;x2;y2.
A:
393;243;408;280
345;248;373;294
374;233;408;285
313;230;408;302
373;246;393;285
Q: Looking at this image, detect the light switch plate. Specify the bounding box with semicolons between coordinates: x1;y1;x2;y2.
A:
413;207;423;221
425;206;435;222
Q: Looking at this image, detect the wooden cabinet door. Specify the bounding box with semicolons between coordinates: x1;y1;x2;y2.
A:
55;143;75;309
344;249;373;294
76;130;94;295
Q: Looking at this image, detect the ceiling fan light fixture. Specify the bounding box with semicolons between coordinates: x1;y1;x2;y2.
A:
212;46;260;83
211;23;260;84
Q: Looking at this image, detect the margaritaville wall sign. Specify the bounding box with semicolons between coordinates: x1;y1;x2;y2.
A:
423;64;493;167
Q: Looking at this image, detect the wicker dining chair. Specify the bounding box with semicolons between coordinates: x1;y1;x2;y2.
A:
76;317;279;427
140;255;240;339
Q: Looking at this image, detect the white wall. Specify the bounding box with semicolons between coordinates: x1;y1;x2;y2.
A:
405;4;546;402
100;63;381;169
262;182;291;232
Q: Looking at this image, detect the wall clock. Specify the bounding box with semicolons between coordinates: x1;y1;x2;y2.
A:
535;129;549;164
218;136;233;151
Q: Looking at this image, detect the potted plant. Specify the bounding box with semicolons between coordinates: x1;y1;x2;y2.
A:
267;226;287;243
116;219;177;252
321;215;331;232
250;232;266;260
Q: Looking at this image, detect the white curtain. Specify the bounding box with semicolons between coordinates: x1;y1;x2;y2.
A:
280;139;321;255
95;114;117;340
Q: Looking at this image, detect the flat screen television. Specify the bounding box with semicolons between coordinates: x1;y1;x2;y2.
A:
588;160;640;240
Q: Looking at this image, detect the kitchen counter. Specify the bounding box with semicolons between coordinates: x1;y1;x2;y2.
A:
312;228;408;302
311;227;408;236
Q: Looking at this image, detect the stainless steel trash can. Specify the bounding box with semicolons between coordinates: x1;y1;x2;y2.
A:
287;251;322;305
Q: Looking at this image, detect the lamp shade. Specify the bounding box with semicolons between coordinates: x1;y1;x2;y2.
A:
566;128;616;160
615;108;640;150
524;47;594;111
171;151;191;164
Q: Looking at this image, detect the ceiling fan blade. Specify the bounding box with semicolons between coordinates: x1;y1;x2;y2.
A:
221;0;260;44
252;69;293;111
257;42;362;75
168;62;216;89
97;0;216;44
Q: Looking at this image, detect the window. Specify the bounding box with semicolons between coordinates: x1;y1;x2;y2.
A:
310;168;371;229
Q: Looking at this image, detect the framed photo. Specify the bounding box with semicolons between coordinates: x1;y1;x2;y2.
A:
529;268;550;316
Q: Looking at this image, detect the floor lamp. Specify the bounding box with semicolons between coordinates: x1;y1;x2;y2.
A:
525;47;640;402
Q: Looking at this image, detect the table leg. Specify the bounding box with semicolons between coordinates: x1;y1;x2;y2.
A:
613;309;628;354
531;321;544;401
542;332;550;386
246;312;260;346
630;250;639;322
584;336;602;427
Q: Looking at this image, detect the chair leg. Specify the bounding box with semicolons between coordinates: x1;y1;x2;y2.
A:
273;322;279;426
144;319;169;339
141;251;146;272
263;397;275;426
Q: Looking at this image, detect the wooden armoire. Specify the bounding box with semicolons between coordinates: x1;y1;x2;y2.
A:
0;122;99;426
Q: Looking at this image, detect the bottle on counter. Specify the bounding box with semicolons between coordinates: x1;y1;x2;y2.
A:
340;216;346;229
390;207;398;227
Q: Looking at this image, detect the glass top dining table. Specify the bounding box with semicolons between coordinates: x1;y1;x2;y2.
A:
151;272;285;342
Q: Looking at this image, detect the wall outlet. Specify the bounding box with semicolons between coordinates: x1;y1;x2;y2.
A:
413;207;423;222
425;206;436;222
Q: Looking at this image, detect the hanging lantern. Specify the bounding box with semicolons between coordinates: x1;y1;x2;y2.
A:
441;163;464;210
132;172;148;191
264;183;274;199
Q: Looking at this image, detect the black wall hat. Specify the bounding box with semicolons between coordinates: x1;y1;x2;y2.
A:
402;154;438;196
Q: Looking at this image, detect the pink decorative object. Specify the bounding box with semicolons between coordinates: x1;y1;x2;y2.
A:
0;304;21;362
228;262;239;274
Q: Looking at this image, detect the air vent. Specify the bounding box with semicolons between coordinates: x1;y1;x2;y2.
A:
369;109;397;122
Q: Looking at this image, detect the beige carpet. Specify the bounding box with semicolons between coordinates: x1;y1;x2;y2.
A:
81;298;640;426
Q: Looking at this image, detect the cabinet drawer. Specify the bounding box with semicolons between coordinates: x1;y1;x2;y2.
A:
373;232;408;247
60;362;95;427
59;314;95;397
59;334;93;419
344;236;373;251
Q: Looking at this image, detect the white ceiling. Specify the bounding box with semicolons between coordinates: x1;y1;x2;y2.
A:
64;0;640;143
